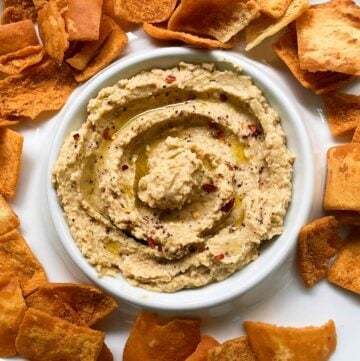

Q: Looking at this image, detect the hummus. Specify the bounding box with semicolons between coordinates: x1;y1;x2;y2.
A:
53;62;294;292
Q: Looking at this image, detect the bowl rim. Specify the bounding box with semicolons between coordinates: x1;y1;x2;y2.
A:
47;46;314;311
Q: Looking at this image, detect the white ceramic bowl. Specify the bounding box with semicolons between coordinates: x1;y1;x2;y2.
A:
47;47;314;311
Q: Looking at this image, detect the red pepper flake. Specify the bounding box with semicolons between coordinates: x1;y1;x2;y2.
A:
215;253;224;261
165;74;176;84
73;133;80;141
121;164;129;171
219;93;228;102
147;238;157;249
157;244;163;252
202;183;218;193
103;127;111;140
221;198;235;212
248;124;258;133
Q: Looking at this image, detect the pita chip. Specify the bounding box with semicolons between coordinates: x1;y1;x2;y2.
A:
208;337;257;361
257;0;292;18
0;195;19;236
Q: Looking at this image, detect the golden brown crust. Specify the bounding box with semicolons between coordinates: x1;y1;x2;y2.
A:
186;335;219;361
0;195;19;236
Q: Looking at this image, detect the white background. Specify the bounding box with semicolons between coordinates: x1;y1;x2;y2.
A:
1;1;360;360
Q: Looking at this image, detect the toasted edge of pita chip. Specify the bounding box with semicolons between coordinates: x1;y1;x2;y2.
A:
73;17;128;82
0;128;23;199
0;20;38;56
39;283;118;326
0;195;19;236
38;1;69;64
328;227;360;294
64;0;103;41
297;216;343;287
0;230;47;296
207;336;256;361
257;0;292;18
0;276;26;357
186;335;220;361
324;144;360;212
331;210;360;226
0;59;77;120
0;45;45;75
353;127;360;143
67;16;114;71
97;343;114;361
296;2;360;75
168;0;260;43
244;320;337;361
322;92;360;136
123;312;201;361
273;31;353;94
15;308;105;361
114;0;177;23
245;0;310;51
143;22;238;49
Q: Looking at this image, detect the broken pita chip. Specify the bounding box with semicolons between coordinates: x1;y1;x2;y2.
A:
64;0;103;41
186;335;220;361
324;144;360;212
168;0;260;43
143;22;238;49
332;211;360;226
1;0;37;24
0;20;38;56
0;276;26;357
0;195;19;236
353;127;360;143
322;92;360;136
245;0;310;51
328;228;360;294
39;283;118;326
73;17;128;82
67;15;114;71
16;308;105;361
297;216;343;287
208;337;256;361
38;1;69;63
0;59;77;120
114;0;177;23
244;320;337;361
97;343;114;361
25;287;87;326
273;31;353;94
0;45;45;75
0;230;47;296
257;0;292;18
297;1;360;75
123;312;201;361
0;128;23;199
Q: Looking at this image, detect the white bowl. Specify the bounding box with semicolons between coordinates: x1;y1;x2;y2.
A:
47;47;314;311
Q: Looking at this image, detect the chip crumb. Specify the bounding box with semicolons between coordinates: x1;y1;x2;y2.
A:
297;216;343;287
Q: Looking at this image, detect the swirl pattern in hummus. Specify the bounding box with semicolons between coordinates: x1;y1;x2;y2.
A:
53;63;294;292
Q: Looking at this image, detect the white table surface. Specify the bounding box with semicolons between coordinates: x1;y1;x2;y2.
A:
2;1;360;360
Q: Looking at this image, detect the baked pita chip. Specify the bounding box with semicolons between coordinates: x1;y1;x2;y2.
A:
0;20;38;56
244;320;337;361
322;92;360;136
1;0;37;24
297;1;360;75
0;59;77;120
0;276;26;357
186;335;219;361
114;0;177;23
297;216;343;287
67;15;114;71
39;283;118;326
64;0;103;41
0;45;45;75
168;0;260;43
273;31;353;94
98;343;114;361
0;230;47;296
332;211;360;226
73;16;128;82
0;195;19;236
144;22;238;49
38;1;69;63
257;0;292;18
102;0;136;32
123;312;201;361
328;228;360;294
0;128;23;199
25;287;87;326
353;127;360;143
208;336;256;361
245;0;310;51
324;144;360;212
16;308;105;361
